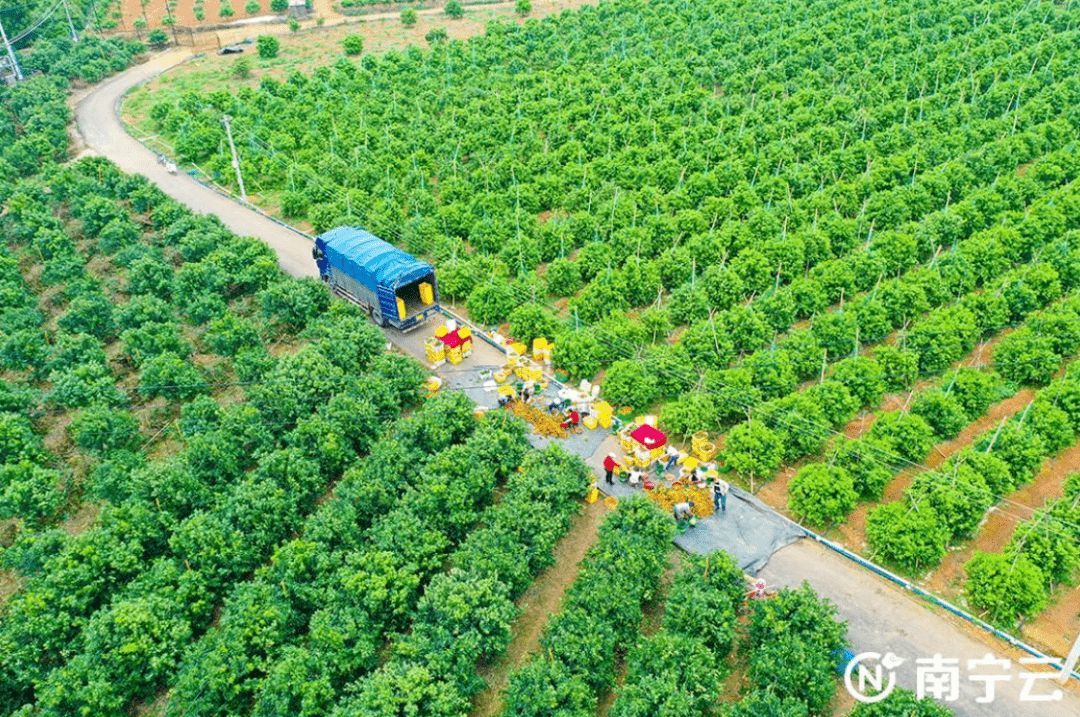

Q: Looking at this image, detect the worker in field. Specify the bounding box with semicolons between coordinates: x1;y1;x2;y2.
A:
561;408;581;432
603;453;621;485
713;477;730;513
673;501;694;521
663;444;683;471
520;380;535;404
627;467;643;488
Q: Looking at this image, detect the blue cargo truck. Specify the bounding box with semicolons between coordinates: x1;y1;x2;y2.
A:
313;226;440;331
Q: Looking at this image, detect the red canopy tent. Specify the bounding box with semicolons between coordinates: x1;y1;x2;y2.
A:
630;424;667;451
439;329;465;349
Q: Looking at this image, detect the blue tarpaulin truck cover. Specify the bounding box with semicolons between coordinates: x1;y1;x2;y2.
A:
318;227;434;289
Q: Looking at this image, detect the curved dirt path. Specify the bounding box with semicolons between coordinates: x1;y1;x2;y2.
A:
73;50;318;279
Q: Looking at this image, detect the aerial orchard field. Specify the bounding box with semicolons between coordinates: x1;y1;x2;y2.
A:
134;0;1080;644
144;0;1080;420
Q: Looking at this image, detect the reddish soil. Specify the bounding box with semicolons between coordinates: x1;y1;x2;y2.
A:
756;463;798;512
119;0;279;31
841;382;934;440
833;390;1037;554
923;441;1080;656
1026;582;1080;658
0;570;22;609
470;499;606;717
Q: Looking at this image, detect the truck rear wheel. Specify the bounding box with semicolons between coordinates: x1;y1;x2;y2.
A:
371;308;385;327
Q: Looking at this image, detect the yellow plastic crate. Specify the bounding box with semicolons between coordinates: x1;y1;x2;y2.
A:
396;297;407;320
694;442;717;462
679;456;700;471
598;412;613;429
583;415;598;430
510;342;527;356
419;282;434;305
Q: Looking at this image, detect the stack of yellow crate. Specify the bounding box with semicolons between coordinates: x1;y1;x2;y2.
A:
691;432;717;461
447;345;464;365
458;326;474;356
592;401;614;429
425;337;446;366
515;359;543;382
532;337;553;363
419;282;435;305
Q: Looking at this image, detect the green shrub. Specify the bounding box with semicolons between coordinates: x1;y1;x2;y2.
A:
400;7;417;26
68;407;142;455
788;463;857;527
866;501;948;573
1006;509;1080;586
907;469;992;543
965;551;1047;626
601;359;659;411
466;280;516;326
910;389;969;439
544;257;582;297
138;353;209;402
832;437;894;500
444;0;463;18
233;56;253;79
508;303;557;347
341;35;363;56
256;34;279;59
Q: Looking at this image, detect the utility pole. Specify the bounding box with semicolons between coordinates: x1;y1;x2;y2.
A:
61;0;79;43
163;0;178;44
0;13;24;83
221;115;247;202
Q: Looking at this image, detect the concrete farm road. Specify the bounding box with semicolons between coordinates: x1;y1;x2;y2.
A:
73;49;318;280
75;54;1080;717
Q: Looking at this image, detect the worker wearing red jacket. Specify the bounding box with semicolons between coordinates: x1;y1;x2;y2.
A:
561;409;580;431
603;453;620;485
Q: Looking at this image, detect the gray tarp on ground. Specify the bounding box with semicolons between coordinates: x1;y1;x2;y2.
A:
438;358;804;575
594;470;805;575
671;487;806;574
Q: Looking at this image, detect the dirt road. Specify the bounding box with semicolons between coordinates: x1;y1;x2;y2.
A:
73;50;318;279
761;540;1080;717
